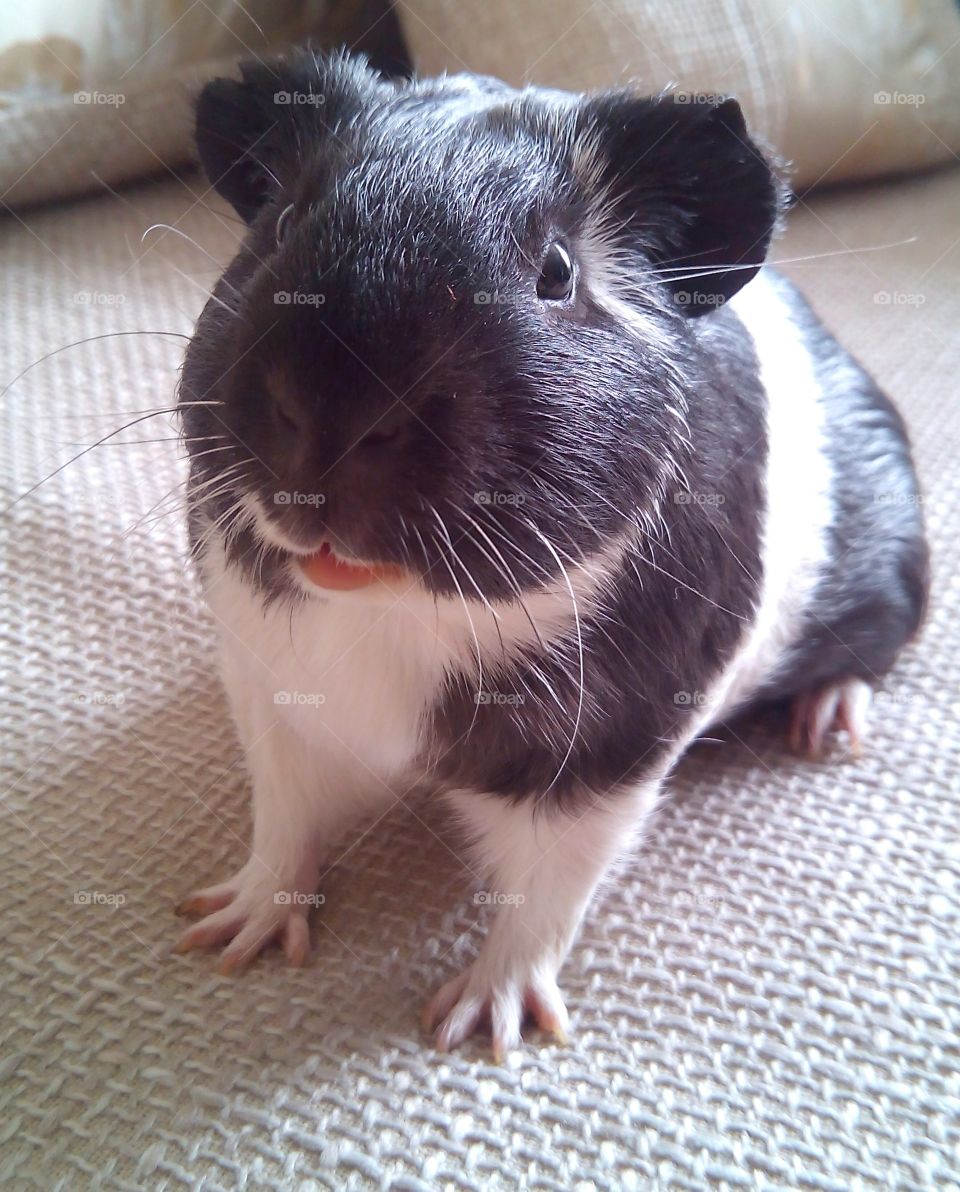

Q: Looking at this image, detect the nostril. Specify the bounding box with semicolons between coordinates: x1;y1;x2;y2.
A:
273;397;301;434
357;423;401;449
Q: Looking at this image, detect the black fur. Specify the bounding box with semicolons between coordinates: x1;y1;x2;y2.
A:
428;306;767;797
180;50;927;803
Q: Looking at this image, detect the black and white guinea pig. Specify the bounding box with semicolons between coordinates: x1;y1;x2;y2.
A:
175;50;929;1058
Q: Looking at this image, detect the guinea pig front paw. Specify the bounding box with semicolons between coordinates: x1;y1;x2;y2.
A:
174;859;319;975
423;962;570;1061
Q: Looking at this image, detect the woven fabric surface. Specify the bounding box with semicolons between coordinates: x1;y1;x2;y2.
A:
1;164;958;1190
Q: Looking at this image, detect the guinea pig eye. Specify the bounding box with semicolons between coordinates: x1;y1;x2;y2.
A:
275;203;295;247
536;242;574;301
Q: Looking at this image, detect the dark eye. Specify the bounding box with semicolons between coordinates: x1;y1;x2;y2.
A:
276;203;295;247
537;242;574;301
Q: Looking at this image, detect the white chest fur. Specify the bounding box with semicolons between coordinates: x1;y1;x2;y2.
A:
203;557;455;777
201;537;620;782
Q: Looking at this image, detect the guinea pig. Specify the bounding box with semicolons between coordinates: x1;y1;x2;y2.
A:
175;50;929;1058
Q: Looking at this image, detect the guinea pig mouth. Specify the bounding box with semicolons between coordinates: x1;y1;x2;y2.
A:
296;541;408;592
245;497;414;593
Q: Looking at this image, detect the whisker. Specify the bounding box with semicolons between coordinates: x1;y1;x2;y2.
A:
118;459;254;547
140;223;239;285
148;248;243;319
52;400;222;424
429;519;485;741
525;519;585;796
429;504;501;621
456;501;548;654
649;238;919;284
1;331;189;402
2;408;208;515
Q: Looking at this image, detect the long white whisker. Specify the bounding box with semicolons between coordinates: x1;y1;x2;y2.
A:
457;504;548;654
1;331;188;402
526;520;585;797
141;223;240;285
428;519;486;741
429;505;501;621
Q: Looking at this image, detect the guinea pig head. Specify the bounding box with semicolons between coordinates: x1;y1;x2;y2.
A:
180;51;782;599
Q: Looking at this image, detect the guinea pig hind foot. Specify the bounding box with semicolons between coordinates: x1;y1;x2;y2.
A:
788;677;873;760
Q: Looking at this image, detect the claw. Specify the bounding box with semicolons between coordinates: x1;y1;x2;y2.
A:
789;678;872;759
425;965;570;1059
174;867;317;972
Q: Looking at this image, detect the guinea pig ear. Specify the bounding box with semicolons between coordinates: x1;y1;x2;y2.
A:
576;92;785;313
194;51;380;222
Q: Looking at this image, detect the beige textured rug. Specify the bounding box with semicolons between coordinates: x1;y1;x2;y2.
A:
2;165;958;1189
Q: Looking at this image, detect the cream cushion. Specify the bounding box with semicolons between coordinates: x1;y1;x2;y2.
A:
396;0;960;188
0;1;328;208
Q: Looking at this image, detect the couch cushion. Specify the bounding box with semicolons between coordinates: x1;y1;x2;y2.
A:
396;0;960;189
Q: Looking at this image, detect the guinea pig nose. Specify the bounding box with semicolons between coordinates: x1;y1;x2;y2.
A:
272;392;303;433
356;421;401;449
